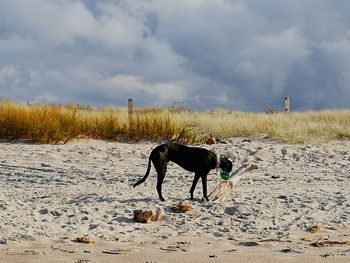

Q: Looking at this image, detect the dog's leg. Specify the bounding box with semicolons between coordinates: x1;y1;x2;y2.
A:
156;171;166;201
201;173;209;201
190;172;201;199
153;157;167;202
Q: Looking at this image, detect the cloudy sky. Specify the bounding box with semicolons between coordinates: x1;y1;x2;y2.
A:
1;0;350;111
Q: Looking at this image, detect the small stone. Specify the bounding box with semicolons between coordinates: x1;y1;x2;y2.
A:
89;224;99;230
39;208;48;214
277;195;288;200
239;241;259;247
50;210;61;217
280;247;303;254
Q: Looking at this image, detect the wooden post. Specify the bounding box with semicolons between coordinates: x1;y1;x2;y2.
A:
284;97;290;113
128;99;134;131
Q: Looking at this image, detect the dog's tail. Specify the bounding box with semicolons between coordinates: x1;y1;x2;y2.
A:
133;157;152;188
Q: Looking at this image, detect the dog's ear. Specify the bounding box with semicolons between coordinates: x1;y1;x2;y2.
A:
220;156;233;172
227;159;233;171
222;155;235;163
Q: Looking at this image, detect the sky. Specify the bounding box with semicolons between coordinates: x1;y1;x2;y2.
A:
0;0;350;111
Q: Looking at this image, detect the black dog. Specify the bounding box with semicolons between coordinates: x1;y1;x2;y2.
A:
133;143;233;201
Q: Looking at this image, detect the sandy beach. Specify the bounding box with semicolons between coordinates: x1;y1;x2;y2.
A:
0;138;349;262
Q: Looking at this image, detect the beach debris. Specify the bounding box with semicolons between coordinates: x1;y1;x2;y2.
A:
309;225;321;233
239;241;259;247
277;195;288;202
102;248;133;255
300;237;312;242
320;249;350;258
160;246;178;252
259;237;292;243
171;202;193;213
73;236;95;244
6;250;46;256
242;138;252;143
88;223;99;230
224;249;238;252
206;136;227;145
280;247;303;254
50;210;62;217
107;249;122;255
160;242;191;252
206;137;216;145
39;208;49;214
311;240;350;247
209;163;258;201
133;209;165;223
281;148;287;159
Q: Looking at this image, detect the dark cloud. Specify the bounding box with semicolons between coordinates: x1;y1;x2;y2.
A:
0;0;349;111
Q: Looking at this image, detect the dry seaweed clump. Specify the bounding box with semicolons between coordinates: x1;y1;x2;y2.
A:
309;225;321;233
171;202;193;213
133;209;165;223
311;240;350;247
74;236;95;244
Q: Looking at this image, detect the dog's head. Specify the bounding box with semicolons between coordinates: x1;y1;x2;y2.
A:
219;156;233;173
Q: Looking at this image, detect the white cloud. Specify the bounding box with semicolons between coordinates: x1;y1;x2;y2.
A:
99;74;191;106
240;28;310;94
0;0;350;110
320;38;350;96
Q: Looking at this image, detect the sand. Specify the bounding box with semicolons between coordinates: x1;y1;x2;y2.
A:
0;138;349;262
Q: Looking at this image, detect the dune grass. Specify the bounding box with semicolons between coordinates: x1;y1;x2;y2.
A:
0;101;196;144
178;109;350;144
0;100;349;144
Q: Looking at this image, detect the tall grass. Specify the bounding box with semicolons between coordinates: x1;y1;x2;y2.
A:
0;101;196;143
0;100;349;144
177;109;350;143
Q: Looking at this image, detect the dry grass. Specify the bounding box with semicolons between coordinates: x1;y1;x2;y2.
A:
0;100;349;144
178;109;350;143
0;101;196;144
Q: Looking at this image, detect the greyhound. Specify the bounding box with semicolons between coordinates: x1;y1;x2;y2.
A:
133;143;233;201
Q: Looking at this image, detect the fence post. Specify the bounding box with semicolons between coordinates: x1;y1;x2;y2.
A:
284;97;290;113
128;99;134;138
128;99;134;116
